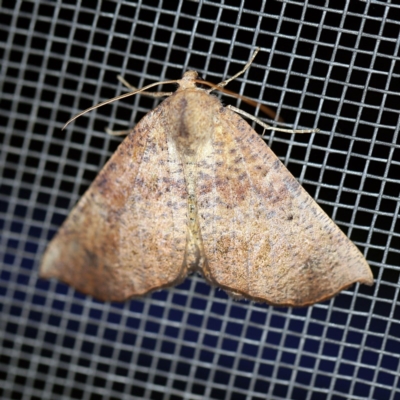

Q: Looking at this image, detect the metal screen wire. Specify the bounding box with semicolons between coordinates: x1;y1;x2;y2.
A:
1;1;399;399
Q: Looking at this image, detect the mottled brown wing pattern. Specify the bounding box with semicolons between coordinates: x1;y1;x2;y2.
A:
197;107;373;306
41;106;188;301
41;68;373;306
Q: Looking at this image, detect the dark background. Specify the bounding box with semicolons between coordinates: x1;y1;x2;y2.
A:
1;1;399;399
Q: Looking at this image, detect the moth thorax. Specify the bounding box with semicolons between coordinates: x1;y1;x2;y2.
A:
169;91;215;158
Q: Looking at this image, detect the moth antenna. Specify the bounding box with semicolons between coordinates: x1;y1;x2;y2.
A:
117;75;173;98
209;47;260;91
198;80;282;122
62;79;178;130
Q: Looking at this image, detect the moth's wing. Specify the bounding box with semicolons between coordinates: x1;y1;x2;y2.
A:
197;108;373;306
40;106;188;301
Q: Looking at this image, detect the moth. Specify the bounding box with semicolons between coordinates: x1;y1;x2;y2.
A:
40;49;373;306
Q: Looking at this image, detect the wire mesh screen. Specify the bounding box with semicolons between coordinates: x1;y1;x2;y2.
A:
1;1;399;399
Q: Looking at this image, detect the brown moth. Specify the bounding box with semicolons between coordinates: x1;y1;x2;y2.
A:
40;50;373;306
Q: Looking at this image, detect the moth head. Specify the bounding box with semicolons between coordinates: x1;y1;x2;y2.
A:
178;71;199;90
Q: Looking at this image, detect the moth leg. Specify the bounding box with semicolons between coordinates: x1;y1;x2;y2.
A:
104;127;132;136
227;105;320;134
210;48;318;135
210;47;260;91
116;75;173;98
